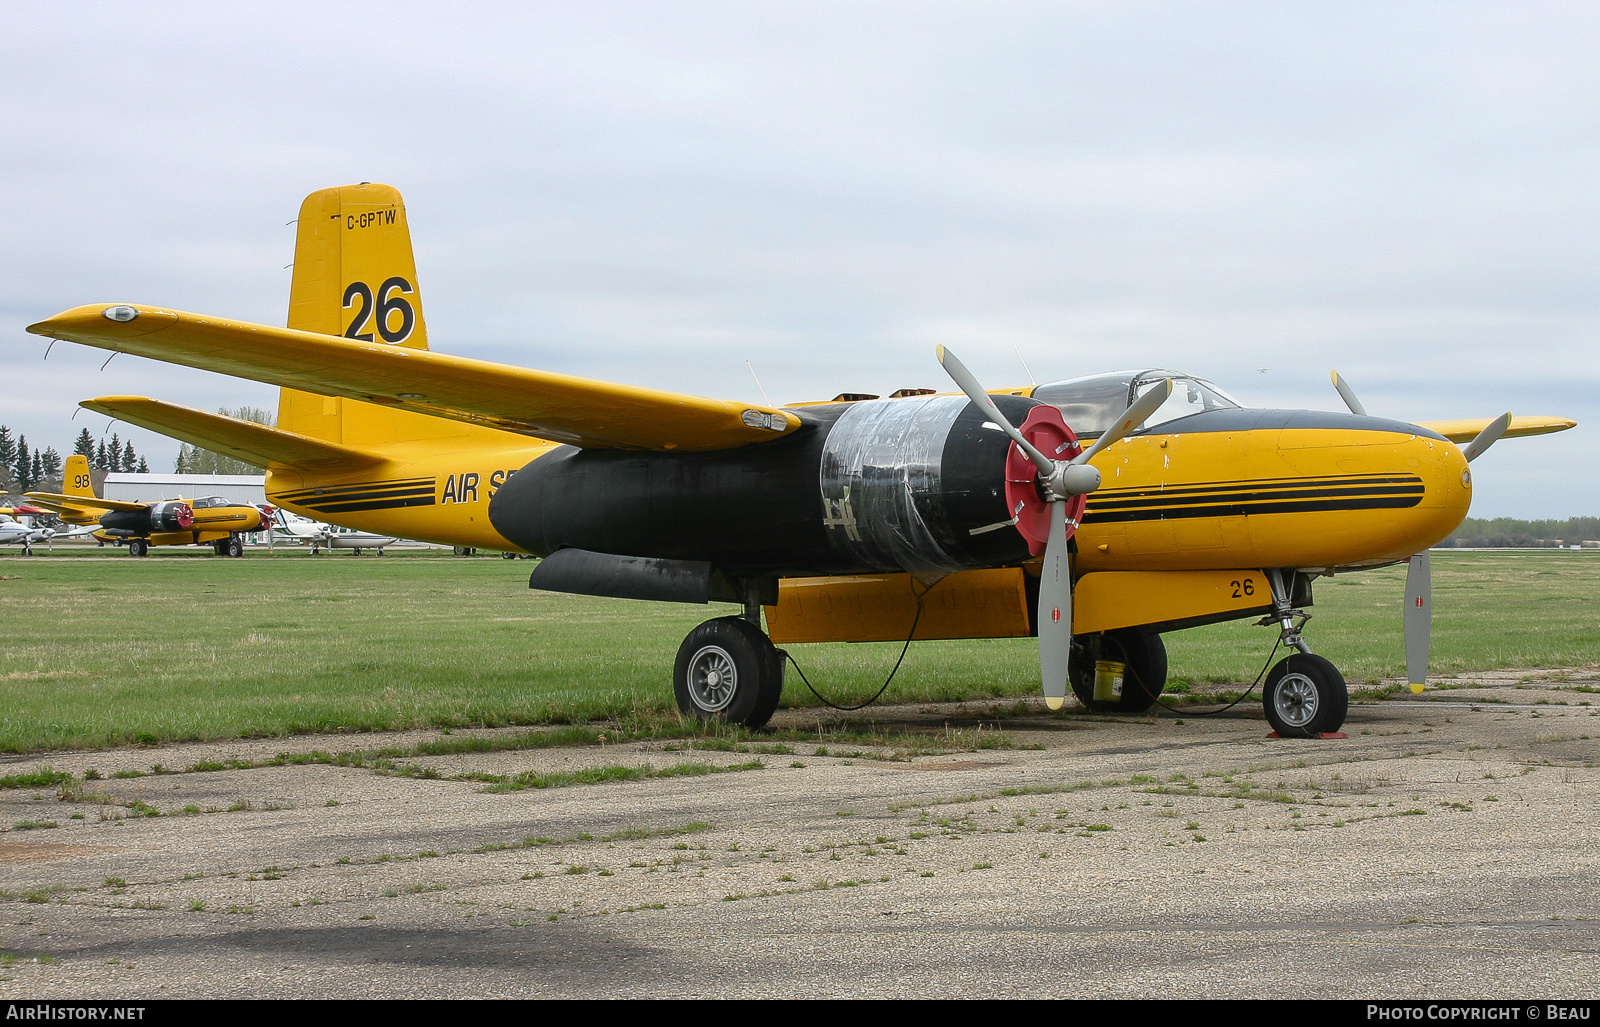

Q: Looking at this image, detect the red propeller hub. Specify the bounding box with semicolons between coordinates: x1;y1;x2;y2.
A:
173;503;194;530
1003;404;1087;557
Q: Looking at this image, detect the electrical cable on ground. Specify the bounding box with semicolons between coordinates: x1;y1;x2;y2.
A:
784;586;928;713
1142;635;1283;718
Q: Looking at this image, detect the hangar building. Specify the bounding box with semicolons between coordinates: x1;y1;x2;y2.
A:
102;473;267;506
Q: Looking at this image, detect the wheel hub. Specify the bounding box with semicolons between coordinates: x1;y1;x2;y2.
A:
687;645;737;712
1273;671;1320;728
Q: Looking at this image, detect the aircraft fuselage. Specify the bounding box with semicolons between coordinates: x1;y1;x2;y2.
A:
265;396;1471;578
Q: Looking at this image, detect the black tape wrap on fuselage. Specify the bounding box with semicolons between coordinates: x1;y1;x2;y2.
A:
100;501;189;536
488;394;1039;578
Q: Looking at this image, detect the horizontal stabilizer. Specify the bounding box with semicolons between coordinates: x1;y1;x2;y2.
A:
25;493;147;513
30;305;806;452
1418;415;1576;443
80;397;381;472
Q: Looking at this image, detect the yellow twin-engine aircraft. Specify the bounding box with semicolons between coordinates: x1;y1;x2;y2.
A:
27;454;270;557
26;184;1576;737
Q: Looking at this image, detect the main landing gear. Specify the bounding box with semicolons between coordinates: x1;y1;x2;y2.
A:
212;535;244;557
673;600;786;728
1069;627;1168;714
127;538;149;557
1259;569;1348;737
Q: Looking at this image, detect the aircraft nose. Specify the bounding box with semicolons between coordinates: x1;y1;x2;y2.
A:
1273;418;1472;563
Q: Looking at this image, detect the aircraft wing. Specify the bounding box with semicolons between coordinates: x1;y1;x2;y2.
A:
25;493;148;513
80;397;382;471
1416;415;1577;443
28;304;806;452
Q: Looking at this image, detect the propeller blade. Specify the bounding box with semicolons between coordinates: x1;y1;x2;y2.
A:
936;345;1053;475
1461;412;1512;463
1331;371;1367;416
1038;499;1072;710
1405;551;1431;694
1072;378;1173;466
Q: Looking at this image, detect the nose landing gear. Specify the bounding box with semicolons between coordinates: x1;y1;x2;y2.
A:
1259;569;1348;737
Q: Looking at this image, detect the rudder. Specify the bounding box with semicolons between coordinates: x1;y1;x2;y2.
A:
279;183;473;448
62;454;94;497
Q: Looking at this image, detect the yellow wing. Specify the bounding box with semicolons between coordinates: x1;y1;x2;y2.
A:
26;493;148;513
79;397;381;471
28;305;805;452
1417;415;1577;442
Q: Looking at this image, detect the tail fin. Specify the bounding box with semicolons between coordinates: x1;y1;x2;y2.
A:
280;183;476;448
62;454;94;497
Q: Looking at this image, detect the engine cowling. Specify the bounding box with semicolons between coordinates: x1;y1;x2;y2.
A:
148;501;194;533
490;392;1067;580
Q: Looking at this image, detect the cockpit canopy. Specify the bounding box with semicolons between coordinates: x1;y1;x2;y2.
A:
1031;369;1244;437
188;496;234;509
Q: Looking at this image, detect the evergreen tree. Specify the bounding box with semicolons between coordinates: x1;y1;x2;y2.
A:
14;436;31;491
137;456;149;474
39;447;62;483
0;426;14;491
94;440;107;471
73;428;94;459
30;452;42;490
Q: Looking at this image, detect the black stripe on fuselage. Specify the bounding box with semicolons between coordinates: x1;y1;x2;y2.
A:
1085;494;1424;524
298;495;438;514
1089;474;1426;503
1089;482;1425;515
1083;471;1426;524
275;477;434;501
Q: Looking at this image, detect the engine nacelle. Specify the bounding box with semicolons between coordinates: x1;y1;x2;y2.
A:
817;393;1050;575
490;392;1057;580
147;501;194;533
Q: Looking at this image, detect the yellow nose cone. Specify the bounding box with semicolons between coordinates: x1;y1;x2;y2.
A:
1045;696;1064;710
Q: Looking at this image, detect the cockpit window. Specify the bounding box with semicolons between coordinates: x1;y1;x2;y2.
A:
1133;373;1243;429
1031;369;1242;436
190;497;231;509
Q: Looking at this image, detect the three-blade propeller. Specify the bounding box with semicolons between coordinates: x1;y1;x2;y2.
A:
938;346;1171;708
1332;372;1510;694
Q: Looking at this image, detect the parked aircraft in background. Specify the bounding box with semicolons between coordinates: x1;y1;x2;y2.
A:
27;455;272;557
271;509;397;555
0;510;53;553
27;183;1577;736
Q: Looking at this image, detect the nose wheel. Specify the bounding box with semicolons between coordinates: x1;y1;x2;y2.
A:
673;616;785;728
1262;653;1348;737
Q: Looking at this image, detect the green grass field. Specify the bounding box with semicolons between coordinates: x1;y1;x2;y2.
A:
0;548;1595;752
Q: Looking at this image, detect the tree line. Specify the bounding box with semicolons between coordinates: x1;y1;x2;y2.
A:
1442;516;1600;548
1;407;275;497
0;425;149;495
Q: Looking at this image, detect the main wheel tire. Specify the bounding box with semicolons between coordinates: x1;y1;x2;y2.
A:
1069;627;1168;713
1262;653;1348;737
226;537;244;558
128;539;149;557
673;617;785;729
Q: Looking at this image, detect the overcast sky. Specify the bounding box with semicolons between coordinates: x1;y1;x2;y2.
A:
2;1;1595;517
